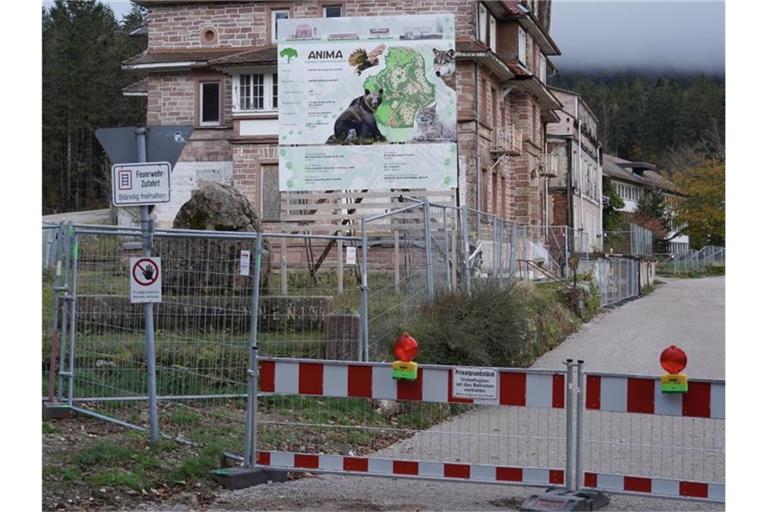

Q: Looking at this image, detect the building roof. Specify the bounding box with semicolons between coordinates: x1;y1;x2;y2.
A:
603;154;681;194
548;85;599;123
122;78;148;96
209;46;277;66
455;41;529;78
122;47;274;70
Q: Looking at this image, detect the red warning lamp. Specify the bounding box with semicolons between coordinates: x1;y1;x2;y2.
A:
392;332;419;381
660;345;688;393
660;345;687;374
393;332;419;362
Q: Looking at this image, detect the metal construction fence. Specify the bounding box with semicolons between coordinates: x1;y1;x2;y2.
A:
603;223;654;257
41;217;721;504
660;245;726;275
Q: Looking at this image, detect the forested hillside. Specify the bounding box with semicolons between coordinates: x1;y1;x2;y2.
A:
550;72;725;170
42;0;146;214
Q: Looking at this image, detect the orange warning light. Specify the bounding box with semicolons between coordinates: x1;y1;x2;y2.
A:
393;332;419;362
660;345;687;374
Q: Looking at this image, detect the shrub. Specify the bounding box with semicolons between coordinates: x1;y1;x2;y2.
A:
402;279;578;368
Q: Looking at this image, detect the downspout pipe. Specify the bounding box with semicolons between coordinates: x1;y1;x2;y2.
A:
475;61;481;232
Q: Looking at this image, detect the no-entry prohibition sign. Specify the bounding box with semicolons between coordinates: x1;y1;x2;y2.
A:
130;257;162;303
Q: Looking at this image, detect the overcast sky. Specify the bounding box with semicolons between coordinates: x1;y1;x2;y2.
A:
550;0;724;74
45;0;725;74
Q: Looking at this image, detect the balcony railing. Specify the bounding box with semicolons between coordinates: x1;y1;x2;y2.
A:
541;155;558;177
490;125;523;156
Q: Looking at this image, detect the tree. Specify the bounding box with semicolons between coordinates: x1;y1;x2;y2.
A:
671;160;725;248
602;179;625;232
42;0;146;213
633;187;672;253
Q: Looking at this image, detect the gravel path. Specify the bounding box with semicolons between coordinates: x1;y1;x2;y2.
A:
211;277;725;511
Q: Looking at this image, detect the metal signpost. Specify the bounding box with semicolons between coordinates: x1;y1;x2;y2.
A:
96;125;190;443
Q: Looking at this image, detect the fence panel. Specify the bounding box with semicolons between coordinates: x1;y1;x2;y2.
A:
363;202;431;362
251;357;569;488
579;371;725;502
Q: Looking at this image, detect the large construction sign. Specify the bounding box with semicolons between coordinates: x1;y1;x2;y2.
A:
277;14;457;191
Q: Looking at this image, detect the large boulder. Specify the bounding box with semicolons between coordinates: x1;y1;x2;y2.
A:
173;182;261;231
163;182;271;294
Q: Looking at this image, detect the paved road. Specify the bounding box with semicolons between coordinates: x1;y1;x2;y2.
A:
209;277;725;511
534;277;725;379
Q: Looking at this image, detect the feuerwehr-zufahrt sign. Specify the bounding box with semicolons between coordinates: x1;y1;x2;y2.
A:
112;162;171;206
130;257;162;304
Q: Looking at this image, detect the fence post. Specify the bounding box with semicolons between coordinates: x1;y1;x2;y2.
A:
423;201;435;300
461;205;471;293
564;359;575;491
394;230;401;294
244;233;263;468
280;238;288;295
492;216;500;276
359;220;369;361
57;223;72;402
443;207;451;292
337;240;343;295
67;232;80;408
575;359;585;490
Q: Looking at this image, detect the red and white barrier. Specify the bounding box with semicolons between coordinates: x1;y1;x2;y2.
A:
256;450;566;487
582;472;724;502
584;373;725;419
258;358;566;409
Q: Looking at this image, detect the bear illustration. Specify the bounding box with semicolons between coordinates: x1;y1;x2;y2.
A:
327;88;387;144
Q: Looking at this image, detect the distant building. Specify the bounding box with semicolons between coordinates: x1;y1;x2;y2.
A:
602;154;689;254
545;87;602;253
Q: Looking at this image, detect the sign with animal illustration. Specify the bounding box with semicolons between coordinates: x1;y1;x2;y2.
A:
277;14;457;192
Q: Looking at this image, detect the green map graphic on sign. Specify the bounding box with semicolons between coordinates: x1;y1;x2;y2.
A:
363;47;436;129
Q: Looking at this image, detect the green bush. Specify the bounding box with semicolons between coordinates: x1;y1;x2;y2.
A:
403;279;579;368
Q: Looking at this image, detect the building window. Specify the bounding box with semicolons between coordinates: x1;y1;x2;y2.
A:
491;87;497;127
199;81;221;126
481;78;488;124
323;4;343;17
518;27;527;66
478;3;487;46
539;52;547;84
492;172;498;215
233;71;278;112
500;177;507;219
271;8;290;43
272;73;278;109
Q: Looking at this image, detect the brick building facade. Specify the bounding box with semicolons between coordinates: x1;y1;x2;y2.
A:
125;0;562;230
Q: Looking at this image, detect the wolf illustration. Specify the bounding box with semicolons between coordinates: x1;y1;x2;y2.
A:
433;48;456;88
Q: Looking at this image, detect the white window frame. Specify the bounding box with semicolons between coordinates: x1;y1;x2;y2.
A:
539;52;547;83
518;27;528;67
489;15;497;52
323;4;343;17
271;9;290;43
199;81;221;126
478;3;488;46
232;68;279;113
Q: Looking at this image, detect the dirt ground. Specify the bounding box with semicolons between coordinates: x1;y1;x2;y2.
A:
43;415;223;511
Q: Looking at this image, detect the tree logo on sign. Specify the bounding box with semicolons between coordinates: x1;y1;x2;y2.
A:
132;258;159;286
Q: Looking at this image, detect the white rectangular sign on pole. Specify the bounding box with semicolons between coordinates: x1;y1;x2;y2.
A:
130;257;162;303
240;250;251;276
112;162;171;206
452;367;498;400
345;246;357;265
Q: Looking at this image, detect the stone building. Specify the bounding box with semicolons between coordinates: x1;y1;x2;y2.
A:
123;0;562;230
546;87;603;253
